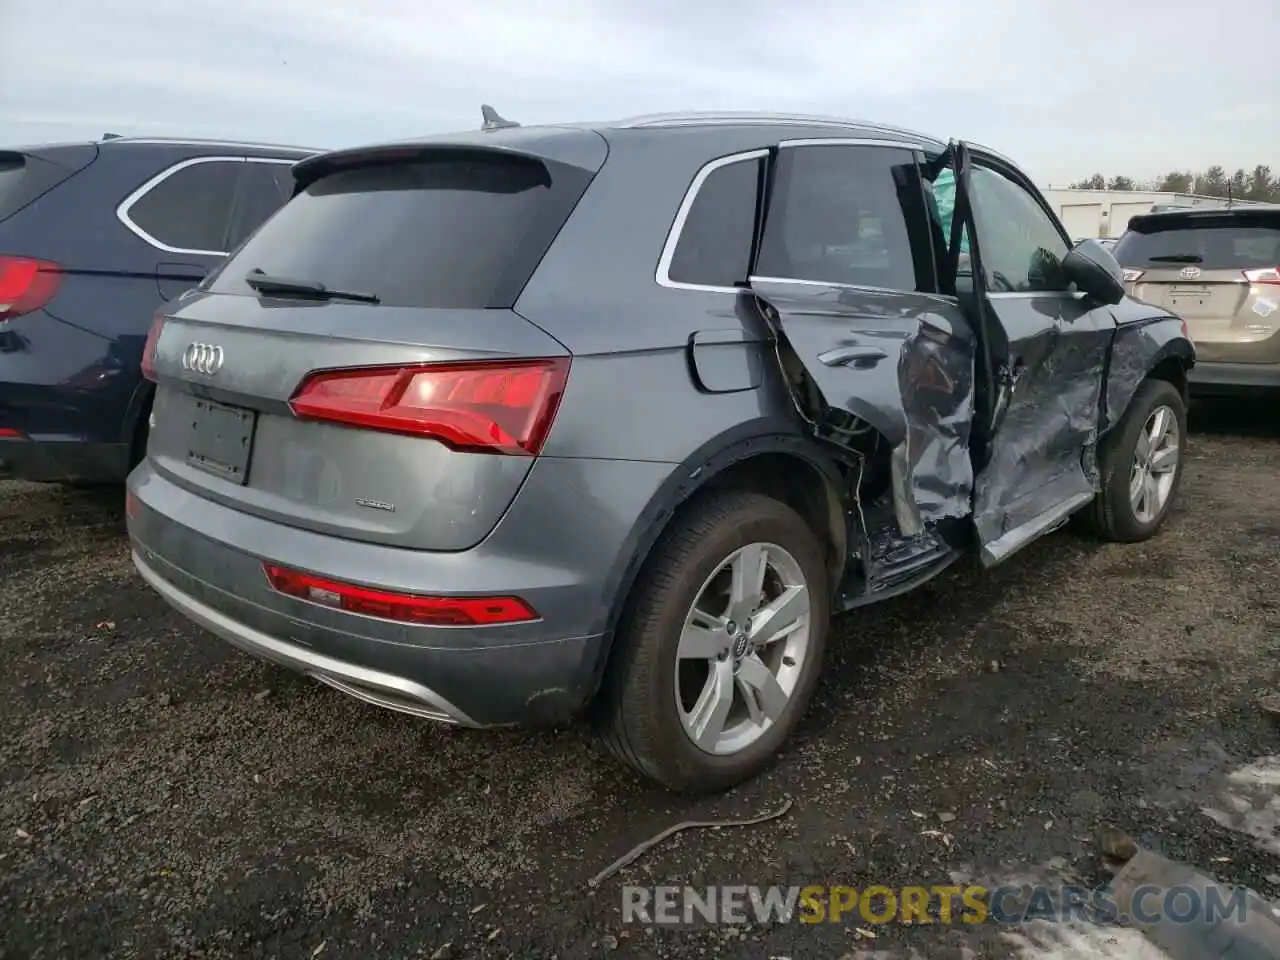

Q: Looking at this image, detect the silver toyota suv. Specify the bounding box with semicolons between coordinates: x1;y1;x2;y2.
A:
127;111;1195;792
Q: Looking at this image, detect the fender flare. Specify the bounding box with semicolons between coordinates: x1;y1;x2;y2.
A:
583;419;849;696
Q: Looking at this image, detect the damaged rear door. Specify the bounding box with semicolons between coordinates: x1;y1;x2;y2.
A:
748;138;977;599
928;144;1117;565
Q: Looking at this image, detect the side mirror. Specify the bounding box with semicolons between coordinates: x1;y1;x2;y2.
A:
1063;239;1125;305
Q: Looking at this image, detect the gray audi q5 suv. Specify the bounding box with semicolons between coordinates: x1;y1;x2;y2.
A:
127;111;1195;792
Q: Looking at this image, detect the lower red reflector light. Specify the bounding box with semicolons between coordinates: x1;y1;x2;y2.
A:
262;564;538;626
0;427;24;438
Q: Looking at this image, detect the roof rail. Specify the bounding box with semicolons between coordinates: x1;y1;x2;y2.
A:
105;136;323;153
615;111;943;144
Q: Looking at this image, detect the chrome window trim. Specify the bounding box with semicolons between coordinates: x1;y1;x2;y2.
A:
655;149;769;294
750;275;960;306
618;112;944;147
986;290;1083;300
115;155;297;257
750;275;901;295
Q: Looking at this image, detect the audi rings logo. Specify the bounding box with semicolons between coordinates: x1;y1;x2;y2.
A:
182;343;224;376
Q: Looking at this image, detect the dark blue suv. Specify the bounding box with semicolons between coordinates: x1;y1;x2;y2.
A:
0;136;317;483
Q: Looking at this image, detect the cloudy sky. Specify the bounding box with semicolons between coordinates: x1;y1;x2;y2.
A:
1;0;1276;186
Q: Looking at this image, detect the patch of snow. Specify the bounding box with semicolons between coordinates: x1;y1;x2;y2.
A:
1200;756;1280;856
1002;920;1170;958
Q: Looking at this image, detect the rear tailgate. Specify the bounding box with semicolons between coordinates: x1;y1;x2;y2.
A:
145;132;605;552
147;301;568;551
1116;210;1280;363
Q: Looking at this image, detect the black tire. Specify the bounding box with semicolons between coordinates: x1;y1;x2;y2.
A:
128;392;154;471
1077;378;1187;542
593;490;830;793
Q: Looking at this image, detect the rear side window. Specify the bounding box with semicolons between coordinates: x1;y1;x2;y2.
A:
667;157;761;287
210;153;589;309
125;159;241;254
756;144;932;293
1114;216;1280;270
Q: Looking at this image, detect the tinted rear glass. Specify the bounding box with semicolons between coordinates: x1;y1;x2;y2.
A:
1115;216;1280;270
210;154;588;309
757;144;929;293
668;157;760;287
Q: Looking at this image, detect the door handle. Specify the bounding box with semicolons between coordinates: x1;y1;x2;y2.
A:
818;346;889;367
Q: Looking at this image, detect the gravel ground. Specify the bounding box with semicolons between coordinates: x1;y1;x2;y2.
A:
1;399;1278;959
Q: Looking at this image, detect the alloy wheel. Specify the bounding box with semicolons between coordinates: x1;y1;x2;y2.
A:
1130;404;1180;524
674;542;813;756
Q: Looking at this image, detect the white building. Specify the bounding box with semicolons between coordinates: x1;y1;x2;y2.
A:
1039;188;1262;240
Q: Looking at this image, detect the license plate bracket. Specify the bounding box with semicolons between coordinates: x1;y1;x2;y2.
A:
1167;285;1210;310
187;398;256;484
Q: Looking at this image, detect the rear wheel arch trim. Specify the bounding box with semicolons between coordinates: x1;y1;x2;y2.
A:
585;427;848;701
1147;339;1195;378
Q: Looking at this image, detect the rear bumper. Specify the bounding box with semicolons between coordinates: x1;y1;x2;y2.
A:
133;548;592;725
126;454;675;726
0;436;131;482
1188;360;1280;394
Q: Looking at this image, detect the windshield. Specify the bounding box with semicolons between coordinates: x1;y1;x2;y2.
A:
1114;219;1280;270
209;153;588;309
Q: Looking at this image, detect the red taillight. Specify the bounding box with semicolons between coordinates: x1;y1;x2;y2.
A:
125;491;140;520
0;256;61;323
288;358;571;456
1243;267;1280;285
140;312;166;382
263;564;538;626
0;427;24;438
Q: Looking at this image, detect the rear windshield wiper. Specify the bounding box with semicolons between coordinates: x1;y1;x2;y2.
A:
1146;254;1203;263
244;269;380;304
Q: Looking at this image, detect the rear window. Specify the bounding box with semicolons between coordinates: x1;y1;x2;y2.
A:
209;153;590;309
1114;215;1280;270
